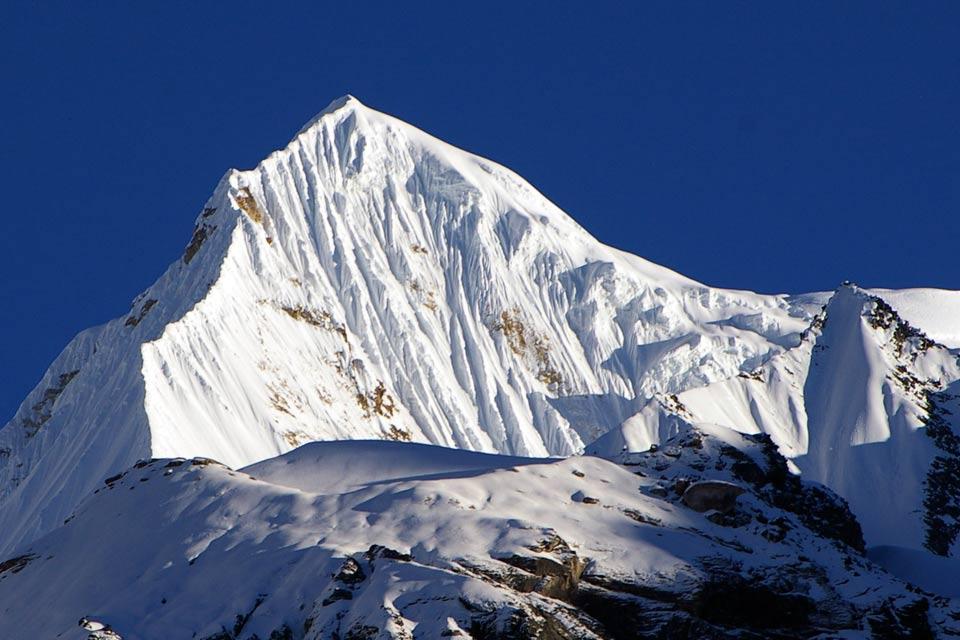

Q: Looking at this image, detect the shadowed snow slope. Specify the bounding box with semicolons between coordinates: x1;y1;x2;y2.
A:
1;438;955;639
242;439;543;494
868;546;960;598
0;96;828;555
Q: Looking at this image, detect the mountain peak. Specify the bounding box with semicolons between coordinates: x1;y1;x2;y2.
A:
330;93;360;107
294;93;366;136
826;280;867;303
0;96;910;559
818;281;872;329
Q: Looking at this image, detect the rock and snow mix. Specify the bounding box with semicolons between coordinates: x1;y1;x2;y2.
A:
596;285;960;558
1;96;959;638
1;438;955;639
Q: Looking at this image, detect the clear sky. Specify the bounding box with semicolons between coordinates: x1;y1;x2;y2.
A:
1;2;958;422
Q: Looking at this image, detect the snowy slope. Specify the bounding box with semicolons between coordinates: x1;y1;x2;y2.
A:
868;546;960;598
870;288;960;348
595;284;960;555
242;439;542;494
0;96;824;555
1;437;954;640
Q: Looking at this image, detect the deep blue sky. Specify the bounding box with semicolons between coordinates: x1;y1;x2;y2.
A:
1;2;958;421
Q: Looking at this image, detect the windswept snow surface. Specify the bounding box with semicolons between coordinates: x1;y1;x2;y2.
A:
1;438;954;639
0;96;824;555
870;288;960;348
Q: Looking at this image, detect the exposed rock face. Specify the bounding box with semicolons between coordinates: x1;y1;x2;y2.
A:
613;423;867;553
681;481;745;513
922;385;960;556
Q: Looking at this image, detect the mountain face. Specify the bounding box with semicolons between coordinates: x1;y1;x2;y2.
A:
0;96;826;554
2;95;960;638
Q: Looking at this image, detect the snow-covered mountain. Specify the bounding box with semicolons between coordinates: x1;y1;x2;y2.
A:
0;96;830;554
2;96;960;637
2;434;956;639
592;284;960;557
